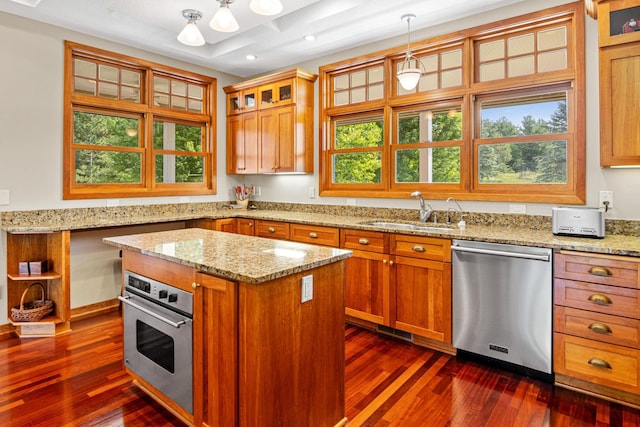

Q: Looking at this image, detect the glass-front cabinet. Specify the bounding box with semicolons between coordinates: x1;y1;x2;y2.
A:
226;88;257;115
258;79;294;109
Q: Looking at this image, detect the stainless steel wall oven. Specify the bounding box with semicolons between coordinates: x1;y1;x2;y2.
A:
118;270;193;414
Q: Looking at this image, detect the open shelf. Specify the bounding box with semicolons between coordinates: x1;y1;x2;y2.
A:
8;272;62;281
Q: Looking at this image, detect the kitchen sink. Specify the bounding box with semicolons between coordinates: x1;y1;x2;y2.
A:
359;221;454;232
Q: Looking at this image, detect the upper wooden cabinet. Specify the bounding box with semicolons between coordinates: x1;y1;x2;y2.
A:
223;69;317;174
594;0;640;166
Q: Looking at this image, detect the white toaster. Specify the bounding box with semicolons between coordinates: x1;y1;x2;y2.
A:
552;207;605;238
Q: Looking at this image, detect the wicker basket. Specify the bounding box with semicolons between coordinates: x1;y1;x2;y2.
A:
11;283;54;322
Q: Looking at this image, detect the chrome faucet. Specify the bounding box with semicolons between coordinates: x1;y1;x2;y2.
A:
446;196;465;227
411;191;433;223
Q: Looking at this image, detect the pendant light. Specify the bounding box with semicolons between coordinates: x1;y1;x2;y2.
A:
210;0;239;33
249;0;283;16
396;14;426;91
177;9;206;46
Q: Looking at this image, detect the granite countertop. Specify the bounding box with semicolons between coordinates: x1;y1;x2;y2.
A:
103;228;352;284
3;203;640;257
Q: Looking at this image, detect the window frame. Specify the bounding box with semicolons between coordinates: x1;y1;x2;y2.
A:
63;41;216;200
318;2;585;204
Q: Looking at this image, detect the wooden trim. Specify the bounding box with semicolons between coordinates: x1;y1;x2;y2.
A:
70;298;120;322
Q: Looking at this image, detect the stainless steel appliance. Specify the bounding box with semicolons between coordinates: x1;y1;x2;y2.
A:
552;206;605;238
118;270;193;414
452;240;552;377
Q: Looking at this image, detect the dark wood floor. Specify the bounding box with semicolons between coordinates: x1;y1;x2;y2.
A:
1;312;639;426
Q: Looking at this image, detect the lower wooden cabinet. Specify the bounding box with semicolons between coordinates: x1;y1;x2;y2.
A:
554;250;640;406
255;219;290;240
237;218;256;236
340;229;452;345
289;223;339;247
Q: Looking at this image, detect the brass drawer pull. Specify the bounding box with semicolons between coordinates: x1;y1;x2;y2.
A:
268;227;276;233
588;322;612;334
191;282;201;290
588;358;612;370
308;232;318;238
358;238;370;245
412;245;426;253
589;266;612;277
588;294;613;305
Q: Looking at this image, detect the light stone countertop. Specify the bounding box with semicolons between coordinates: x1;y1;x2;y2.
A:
3;203;640;257
103;228;352;284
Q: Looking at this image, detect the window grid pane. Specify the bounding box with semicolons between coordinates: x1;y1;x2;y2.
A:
331;65;385;106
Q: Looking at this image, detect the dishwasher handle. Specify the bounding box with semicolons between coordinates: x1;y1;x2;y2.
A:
451;244;550;262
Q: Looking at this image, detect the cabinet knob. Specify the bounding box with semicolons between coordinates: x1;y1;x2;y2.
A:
412;245;426;253
383;259;387;264
309;232;318;238
389;260;394;266
588;358;612;370
191;282;201;290
268;227;276;233
589;266;612;277
588;294;613;305
588;322;612;335
358;238;370;245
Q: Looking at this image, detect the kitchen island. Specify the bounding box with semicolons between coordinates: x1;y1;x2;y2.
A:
103;228;352;427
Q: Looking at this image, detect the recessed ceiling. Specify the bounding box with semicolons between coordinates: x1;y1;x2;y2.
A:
2;0;528;78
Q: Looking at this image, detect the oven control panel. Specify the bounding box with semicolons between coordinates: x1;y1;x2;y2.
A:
124;270;193;315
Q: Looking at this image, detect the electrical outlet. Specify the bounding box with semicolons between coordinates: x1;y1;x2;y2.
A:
301;275;313;303
0;190;9;205
254;186;261;197
308;186;315;198
599;190;613;209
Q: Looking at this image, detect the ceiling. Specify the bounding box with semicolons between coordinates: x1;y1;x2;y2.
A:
2;0;527;78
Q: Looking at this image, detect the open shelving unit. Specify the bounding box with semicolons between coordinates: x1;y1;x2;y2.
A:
6;231;71;337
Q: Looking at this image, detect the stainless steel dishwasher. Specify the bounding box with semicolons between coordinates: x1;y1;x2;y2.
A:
452;239;552;378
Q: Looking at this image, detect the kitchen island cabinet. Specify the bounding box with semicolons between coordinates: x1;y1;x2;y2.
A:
104;228;351;427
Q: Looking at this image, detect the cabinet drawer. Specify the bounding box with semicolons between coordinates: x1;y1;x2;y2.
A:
554;278;640;318
289;224;339;247
555;252;640;289
391;235;451;262
340;229;388;253
554;306;640;349
255;220;290;240
554;333;640;395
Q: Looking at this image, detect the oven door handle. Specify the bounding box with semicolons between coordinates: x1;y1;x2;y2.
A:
118;295;188;329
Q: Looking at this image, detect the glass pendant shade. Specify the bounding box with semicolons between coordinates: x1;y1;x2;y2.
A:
250;0;283;15
210;5;239;32
397;67;421;90
177;21;205;46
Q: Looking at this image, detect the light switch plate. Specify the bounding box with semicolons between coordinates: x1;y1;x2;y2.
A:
301;275;313;303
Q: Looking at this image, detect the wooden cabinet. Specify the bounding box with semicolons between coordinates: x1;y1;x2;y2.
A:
289;223;340;247
226;112;258;174
6;231;71;337
226;88;256;115
237;218;256;236
185;218;237;233
255;220;290;240
341;229;391;326
595;0;640;166
392;235;452;343
340;229;452;345
223;69;317;175
554;250;640;406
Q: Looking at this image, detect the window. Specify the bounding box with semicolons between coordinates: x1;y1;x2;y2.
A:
64;42;216;199
319;2;584;203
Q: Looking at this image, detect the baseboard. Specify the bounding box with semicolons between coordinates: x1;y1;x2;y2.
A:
70;298;120;321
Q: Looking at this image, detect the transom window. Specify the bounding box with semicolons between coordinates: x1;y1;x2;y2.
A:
64;41;216;199
319;2;584;204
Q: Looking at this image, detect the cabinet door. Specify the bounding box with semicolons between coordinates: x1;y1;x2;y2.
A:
393;256;452;343
600;43;640;166
345;249;392;326
227;89;256;115
255;220;290;240
237;218;256;236
227;113;258;174
258;79;294;109
215;218;237;233
258;106;294;173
